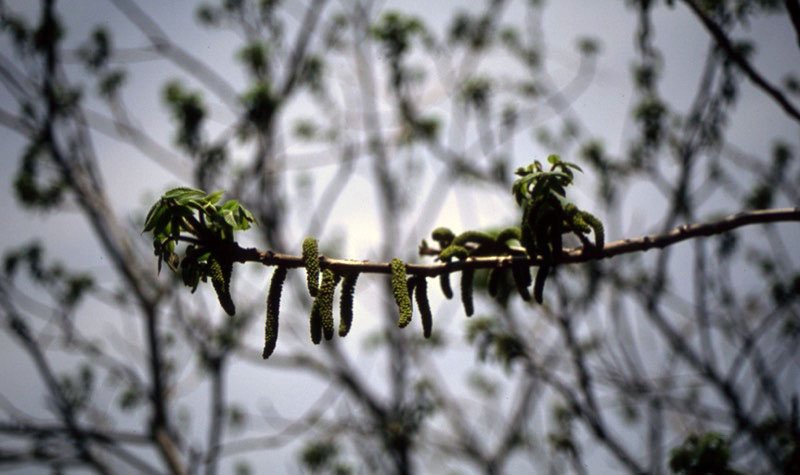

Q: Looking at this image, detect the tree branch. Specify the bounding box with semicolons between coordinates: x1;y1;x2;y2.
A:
227;208;800;276
681;0;800;123
108;0;239;107
784;0;800;50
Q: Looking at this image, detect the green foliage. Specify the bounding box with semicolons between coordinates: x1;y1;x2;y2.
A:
513;155;603;303
57;365;94;413
14;141;67;209
370;11;425;59
668;432;741;475
240;81;277;133
4;241;94;310
237;42;270;78
448;9;493;50
390;258;412;328
298;55;325;93
461;76;492;109
409;115;441;142
300;440;344;473
142;187;254;314
632;97;667;149
302;237;320;297
425;157;604;309
466;317;526;369
97;69;126;99
754;416;800;472
263;266;287;359
77;27;111;71
163;81;207;152
744;141;793;209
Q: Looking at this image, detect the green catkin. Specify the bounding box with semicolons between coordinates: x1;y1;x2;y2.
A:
440;272;454;299
520;203;538;257
302;237;320;297
317;269;339;341
263;266;287;359
309;304;322;344
511;263;532;301
431;227;455;247
338;272;359;337
581;211;605;249
209;256;235;316
487;267;502;298
568;209;591;235
407;276;417;304
453;230;495;248
496;227;522;246
534;265;550;304
415;276;433;339
461;267;475;317
390;258;413;328
438;244;469;261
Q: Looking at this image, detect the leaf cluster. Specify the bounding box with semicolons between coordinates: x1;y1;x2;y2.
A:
668;432;742;475
142;186;254;314
514;155;604;302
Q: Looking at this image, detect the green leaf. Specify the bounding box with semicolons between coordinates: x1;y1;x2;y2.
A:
205;190;224;204
164;186;205;199
143;202;166;233
221;209;238;228
143;200;163;231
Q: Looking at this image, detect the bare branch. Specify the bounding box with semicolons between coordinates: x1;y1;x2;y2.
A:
784;0;800;50
108;0;239;107
682;0;800;123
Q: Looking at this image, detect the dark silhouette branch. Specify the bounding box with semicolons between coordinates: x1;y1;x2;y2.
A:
784;0;800;49
682;0;800;123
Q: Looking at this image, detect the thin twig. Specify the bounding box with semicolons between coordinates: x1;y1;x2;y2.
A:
681;0;800;123
784;0;800;50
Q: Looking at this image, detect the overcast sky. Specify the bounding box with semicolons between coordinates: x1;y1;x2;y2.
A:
1;1;798;473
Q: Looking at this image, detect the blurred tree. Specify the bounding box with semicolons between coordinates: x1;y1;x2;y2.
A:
0;0;798;474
